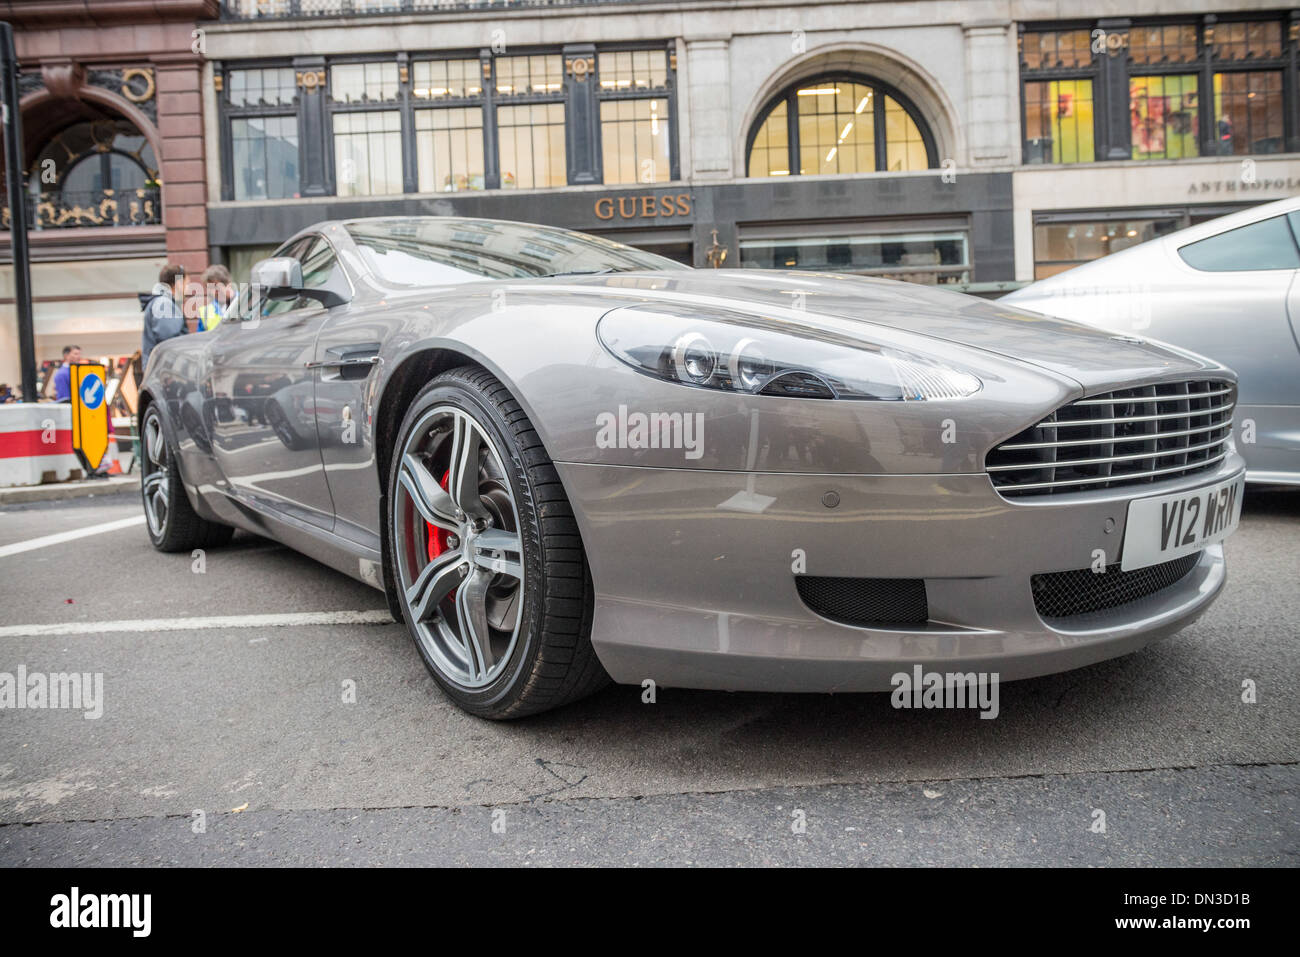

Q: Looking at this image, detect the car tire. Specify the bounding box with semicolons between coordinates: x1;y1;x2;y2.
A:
387;366;608;719
140;404;235;553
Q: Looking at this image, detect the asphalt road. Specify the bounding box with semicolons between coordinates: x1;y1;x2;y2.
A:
0;487;1296;866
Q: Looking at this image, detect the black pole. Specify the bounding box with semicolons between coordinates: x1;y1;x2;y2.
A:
0;22;36;404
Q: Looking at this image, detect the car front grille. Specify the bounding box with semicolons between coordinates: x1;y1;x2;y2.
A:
795;575;929;626
1031;552;1201;620
987;379;1235;498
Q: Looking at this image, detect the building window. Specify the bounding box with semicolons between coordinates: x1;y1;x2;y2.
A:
415;107;485;192
1130;75;1199;160
333;111;403;196
597;47;675;185
497;103;566;189
329;61;403;195
218;44;679;199
330;62;400;103
1129;23;1199;65
228;67;296;107
1022;15;1298;163
413;58;483;99
739;220;970;286
495;54;564;95
232;115;300;201
1213;70;1284;154
1020;29;1093;69
746;75;935;177
223;67;299;200
1024;79;1095;164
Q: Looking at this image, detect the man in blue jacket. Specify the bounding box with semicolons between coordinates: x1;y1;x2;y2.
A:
52;344;81;401
140;264;189;369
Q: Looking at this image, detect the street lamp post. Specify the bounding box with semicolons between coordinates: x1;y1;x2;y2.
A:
1;21;37;405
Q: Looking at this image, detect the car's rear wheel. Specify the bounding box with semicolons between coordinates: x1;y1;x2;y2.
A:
141;404;235;552
388;367;607;718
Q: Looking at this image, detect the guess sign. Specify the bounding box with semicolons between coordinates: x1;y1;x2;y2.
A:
594;193;693;221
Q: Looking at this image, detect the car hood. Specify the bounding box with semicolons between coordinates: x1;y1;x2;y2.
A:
544;268;1225;391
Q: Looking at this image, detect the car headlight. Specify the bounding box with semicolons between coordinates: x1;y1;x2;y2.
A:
597;305;982;400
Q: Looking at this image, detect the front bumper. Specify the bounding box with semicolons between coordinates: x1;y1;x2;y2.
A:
558;454;1244;692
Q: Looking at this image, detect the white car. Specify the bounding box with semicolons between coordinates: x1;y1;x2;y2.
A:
1005;196;1300;486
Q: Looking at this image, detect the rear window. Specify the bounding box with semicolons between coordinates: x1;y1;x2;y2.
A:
1177;214;1300;271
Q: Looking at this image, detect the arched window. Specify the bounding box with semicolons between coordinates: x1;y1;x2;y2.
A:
746;75;935;177
28;119;160;228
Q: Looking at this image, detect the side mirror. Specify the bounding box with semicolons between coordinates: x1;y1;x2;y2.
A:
248;256;348;310
250;257;304;302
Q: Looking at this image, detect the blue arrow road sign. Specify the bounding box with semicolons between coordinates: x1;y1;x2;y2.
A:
80;373;104;410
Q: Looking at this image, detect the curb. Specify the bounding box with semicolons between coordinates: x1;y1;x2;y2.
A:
0;474;141;505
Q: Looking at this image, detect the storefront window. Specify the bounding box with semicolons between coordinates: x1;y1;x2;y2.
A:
1032;216;1183;279
740;225;970;286
333;111;403;196
1130;75;1199;160
746;76;933;177
1213;70;1284;154
1024;79;1094;164
601;98;671;184
415;108;485;192
497;103;566;189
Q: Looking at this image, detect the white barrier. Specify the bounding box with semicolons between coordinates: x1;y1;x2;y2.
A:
0;404;81;487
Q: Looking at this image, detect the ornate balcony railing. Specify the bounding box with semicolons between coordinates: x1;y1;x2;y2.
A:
221;0;650;18
2;188;163;230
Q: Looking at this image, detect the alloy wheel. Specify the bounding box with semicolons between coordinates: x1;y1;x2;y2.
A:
142;411;170;538
393;405;525;689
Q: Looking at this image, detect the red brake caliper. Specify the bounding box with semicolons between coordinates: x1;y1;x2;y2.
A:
426;469;452;563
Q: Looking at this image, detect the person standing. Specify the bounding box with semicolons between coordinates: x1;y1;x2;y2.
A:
141;264;189;369
198;265;236;332
52;344;82;401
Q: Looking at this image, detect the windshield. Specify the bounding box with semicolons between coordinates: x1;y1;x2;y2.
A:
345;217;690;285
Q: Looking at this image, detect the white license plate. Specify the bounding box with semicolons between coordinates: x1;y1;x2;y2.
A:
1121;474;1245;571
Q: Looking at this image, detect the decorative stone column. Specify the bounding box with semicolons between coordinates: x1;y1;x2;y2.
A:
962;21;1018;166
685;38;732;179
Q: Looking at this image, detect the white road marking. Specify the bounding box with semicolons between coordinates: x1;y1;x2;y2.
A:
0;610;394;638
0;515;146;559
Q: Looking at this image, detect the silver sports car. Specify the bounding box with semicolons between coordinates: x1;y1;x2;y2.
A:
140;216;1246;718
1005;195;1300;486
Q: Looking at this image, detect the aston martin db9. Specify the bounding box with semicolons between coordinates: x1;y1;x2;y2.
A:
139;217;1246;717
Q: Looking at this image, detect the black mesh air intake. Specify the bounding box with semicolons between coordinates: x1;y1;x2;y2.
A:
795;576;929;626
1031;552;1201;620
